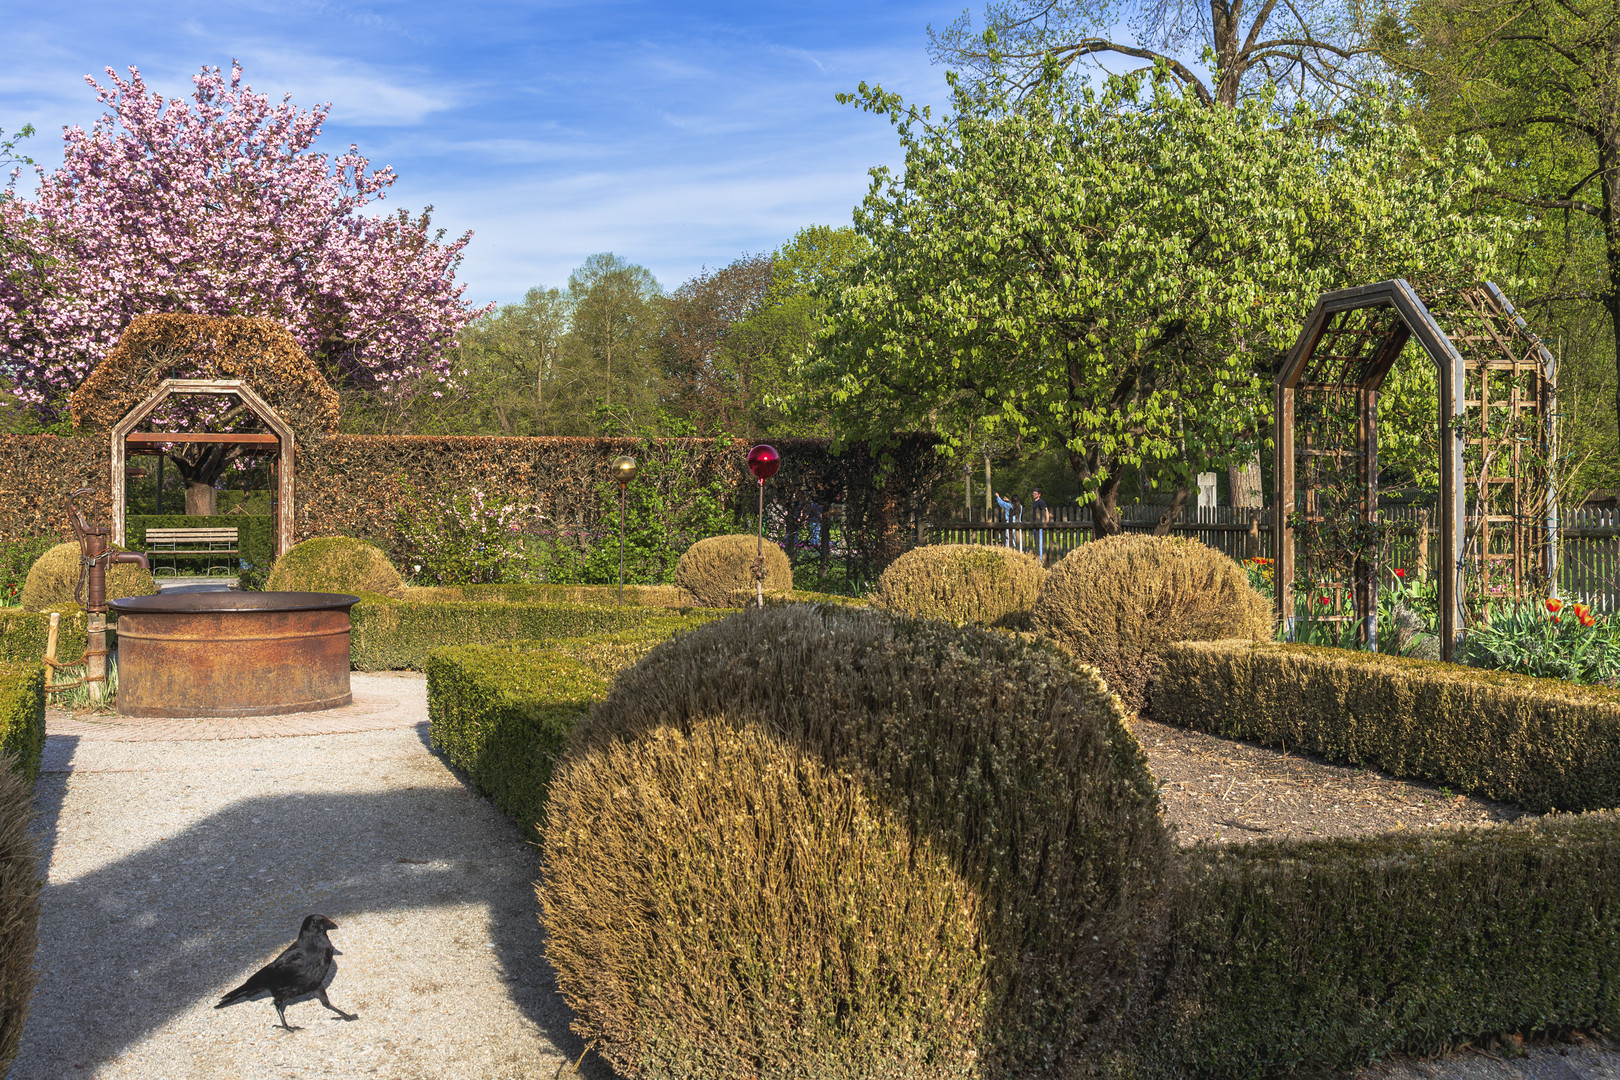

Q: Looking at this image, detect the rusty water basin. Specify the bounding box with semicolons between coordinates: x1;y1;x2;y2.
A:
108;592;359;718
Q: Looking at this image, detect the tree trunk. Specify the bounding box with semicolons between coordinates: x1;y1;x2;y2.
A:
1605;133;1620;442
1090;476;1123;537
1152;484;1193;535
184;480;217;516
1228;453;1264;508
169;443;234;517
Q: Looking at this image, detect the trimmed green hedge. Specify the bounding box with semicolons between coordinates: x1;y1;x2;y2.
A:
1150;639;1620;812
0;663;45;785
404;583;697;607
0;608;89;667
352;599;730;671
1135;811;1620;1078
127;514;275;574
427;617;723;833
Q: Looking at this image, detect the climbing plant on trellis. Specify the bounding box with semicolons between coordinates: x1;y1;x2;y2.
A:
1273;280;1556;661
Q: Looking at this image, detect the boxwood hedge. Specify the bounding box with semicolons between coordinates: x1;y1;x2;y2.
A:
0;663;45;785
1151;639;1620;812
353;599;728;671
425;615;724;832
1132;811;1620;1078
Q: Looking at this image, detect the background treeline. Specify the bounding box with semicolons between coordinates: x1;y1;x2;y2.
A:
346;225;866;440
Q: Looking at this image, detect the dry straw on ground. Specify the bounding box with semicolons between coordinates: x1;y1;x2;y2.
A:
20;542;156;611
541;605;1170;1080
265;536;405;598
875;543;1046;627
672;534;791;606
1032;534;1271;713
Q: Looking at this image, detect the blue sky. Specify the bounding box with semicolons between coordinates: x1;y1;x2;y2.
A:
0;1;970;308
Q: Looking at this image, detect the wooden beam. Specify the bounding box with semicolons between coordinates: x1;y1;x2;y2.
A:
125;433;279;446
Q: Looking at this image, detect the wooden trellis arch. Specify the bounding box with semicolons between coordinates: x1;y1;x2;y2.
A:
1273;280;1557;661
109;379;295;556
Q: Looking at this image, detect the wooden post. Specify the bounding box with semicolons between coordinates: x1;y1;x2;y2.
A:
1415;509;1430;581
1275;380;1296;638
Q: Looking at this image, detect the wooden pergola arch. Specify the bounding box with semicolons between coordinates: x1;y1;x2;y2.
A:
1273;280;1557;661
110;379;295;556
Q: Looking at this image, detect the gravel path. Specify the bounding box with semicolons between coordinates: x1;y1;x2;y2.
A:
8;673;608;1080
10;673;1615;1080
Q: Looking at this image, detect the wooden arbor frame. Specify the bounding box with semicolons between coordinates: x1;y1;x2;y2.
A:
1273;280;1556;661
109;379;295;556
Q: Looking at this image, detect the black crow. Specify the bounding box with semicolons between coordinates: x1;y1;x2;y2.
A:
215;914;359;1030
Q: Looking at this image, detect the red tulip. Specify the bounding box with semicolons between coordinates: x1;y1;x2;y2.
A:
1546;598;1563;614
1393;568;1407;578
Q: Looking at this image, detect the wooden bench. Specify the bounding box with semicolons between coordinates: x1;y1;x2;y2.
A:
142;527;239;577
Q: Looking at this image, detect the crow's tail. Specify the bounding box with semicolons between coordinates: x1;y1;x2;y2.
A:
215;983;254;1009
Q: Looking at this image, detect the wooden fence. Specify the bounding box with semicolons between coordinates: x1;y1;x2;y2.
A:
925;504;1620;611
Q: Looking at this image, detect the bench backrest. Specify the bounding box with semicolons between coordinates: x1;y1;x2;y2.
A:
143;528;239;542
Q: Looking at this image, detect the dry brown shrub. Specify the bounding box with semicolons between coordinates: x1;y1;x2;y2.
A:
266;536;404;598
1032;534;1272;714
541;605;1170;1080
672;534;791;606
0;756;41;1074
20;542;156;611
875;544;1046;627
68;313;341;439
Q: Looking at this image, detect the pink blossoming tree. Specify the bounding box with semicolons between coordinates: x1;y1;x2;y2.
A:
0;62;487;423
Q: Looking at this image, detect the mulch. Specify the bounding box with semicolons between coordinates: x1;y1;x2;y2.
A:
1128;716;1533;846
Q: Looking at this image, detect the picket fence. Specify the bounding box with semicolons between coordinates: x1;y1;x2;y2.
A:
926;504;1620;612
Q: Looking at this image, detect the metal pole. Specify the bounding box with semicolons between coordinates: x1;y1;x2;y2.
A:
756;479;765;608
618;482;627;607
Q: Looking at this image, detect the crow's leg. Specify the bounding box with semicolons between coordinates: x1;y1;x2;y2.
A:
316;989;358;1021
274;1000;300;1031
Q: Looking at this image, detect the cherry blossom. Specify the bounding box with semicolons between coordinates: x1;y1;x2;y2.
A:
0;62;489;417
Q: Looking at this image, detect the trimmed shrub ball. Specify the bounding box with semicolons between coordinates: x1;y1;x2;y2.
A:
1032;534;1272;714
266;536;404;598
672;534;791;607
0;749;42;1075
20;542;156;612
876;544;1046;627
540;605;1170;1080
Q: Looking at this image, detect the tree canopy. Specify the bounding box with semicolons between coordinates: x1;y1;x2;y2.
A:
0;62;484;422
803;70;1509;530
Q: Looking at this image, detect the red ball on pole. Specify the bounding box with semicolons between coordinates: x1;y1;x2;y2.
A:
747;444;780;481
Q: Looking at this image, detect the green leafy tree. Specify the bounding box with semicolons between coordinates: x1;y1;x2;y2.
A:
805;69;1507;534
453;285;573;433
659;229;868;438
566;253;665;434
1378;0;1620;482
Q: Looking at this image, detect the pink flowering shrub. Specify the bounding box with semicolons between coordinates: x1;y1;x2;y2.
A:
0;63;487;417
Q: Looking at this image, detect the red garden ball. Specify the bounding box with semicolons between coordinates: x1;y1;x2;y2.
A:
747;444;780;481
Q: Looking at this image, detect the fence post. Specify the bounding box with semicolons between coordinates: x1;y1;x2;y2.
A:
1415;509;1430;581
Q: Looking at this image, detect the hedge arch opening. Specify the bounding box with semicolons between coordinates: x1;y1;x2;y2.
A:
1273;280;1556;661
110;380;295;556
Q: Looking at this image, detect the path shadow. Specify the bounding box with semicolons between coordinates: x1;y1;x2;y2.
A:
28;733;78;873
10;746;617;1079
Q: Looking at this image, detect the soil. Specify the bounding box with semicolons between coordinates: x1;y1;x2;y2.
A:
1128;716;1534;846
